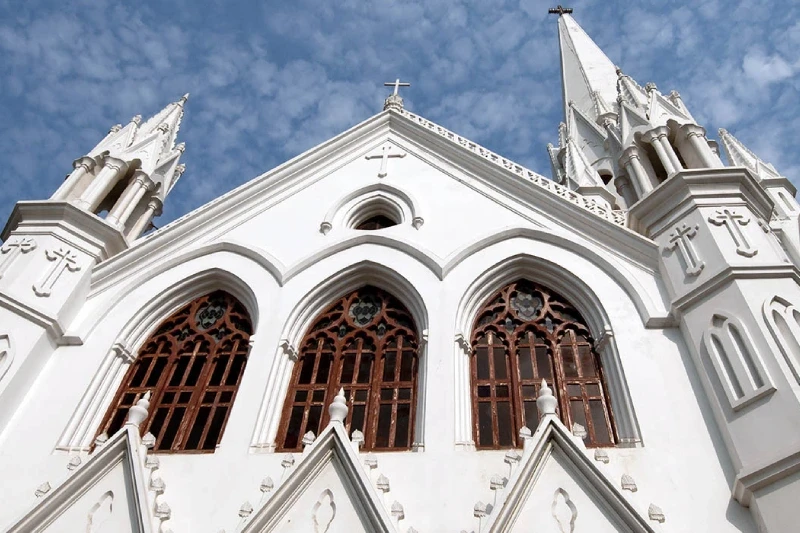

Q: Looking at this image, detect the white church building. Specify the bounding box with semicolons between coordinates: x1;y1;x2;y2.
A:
0;11;798;533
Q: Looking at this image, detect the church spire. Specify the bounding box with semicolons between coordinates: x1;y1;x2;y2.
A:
556;13;619;122
718;128;782;181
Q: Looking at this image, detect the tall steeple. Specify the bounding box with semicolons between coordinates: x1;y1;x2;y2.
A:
557;14;618;123
548;10;722;210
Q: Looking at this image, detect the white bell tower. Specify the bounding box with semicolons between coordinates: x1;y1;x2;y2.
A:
0;94;189;437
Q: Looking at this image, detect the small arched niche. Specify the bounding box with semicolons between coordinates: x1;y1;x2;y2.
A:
320;184;424;235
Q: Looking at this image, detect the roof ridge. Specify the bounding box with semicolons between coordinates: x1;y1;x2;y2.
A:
395;108;626;226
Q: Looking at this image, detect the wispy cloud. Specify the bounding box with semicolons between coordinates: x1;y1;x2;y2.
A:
0;0;798;226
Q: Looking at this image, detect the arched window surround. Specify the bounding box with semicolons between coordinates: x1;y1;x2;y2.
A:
249;261;429;452
764;296;800;386
56;268;259;452
453;254;642;449
701;312;775;411
319;184;424;235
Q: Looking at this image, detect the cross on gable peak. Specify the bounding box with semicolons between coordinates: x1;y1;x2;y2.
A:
548;5;573;15
383;78;411;111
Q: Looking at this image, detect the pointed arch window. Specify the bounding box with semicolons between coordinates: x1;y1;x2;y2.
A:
471;280;616;448
278;286;418;451
97;290;253;453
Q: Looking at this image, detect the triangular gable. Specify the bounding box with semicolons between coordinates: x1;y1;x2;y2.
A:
485;414;654;533
7;427;155;533
618;102;651;146
646;91;693;127
243;421;395;533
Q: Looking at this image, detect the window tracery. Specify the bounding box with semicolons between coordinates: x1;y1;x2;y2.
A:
277;286;418;451
97;290;252;453
470;280;616;448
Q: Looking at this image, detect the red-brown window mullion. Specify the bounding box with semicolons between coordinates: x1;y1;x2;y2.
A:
552;338;570;430
368;337;384;448
509;337;524;447
192;336;237;450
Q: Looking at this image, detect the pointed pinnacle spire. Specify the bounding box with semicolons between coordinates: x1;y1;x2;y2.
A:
136;93;189;157
718;129;781;179
557;13;618;122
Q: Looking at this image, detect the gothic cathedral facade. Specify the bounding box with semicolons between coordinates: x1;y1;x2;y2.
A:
0;13;797;533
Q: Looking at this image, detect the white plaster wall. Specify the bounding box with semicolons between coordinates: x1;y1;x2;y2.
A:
0;136;757;532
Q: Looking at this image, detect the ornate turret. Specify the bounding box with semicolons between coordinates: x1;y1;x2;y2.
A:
50;94;189;241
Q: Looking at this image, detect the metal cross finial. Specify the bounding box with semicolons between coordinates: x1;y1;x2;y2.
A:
384;78;411;96
548;5;573;15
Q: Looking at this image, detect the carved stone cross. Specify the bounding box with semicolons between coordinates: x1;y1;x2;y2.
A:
548;5;573;15
708;208;758;257
365;143;406;178
0;237;36;279
665;223;705;276
33;247;82;297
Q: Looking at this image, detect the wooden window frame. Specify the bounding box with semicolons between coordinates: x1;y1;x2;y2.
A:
277;286;418;452
470;280;616;449
96;291;253;453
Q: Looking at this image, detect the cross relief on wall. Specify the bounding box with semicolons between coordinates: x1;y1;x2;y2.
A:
33;246;82;297
708;208;758;257
364;142;406;178
0;237;36;279
664;223;705;277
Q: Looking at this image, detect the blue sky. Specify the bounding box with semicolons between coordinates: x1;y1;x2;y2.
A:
0;0;798;228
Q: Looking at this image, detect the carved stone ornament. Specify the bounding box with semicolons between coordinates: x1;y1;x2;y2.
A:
34;481;51;498
594;449;610;464
0;237;36;280
708;208;758;257
621;474;638;492
665;223;705;276
33;247;82;298
67;455;82;471
648;503;665;523
0;334;12;384
551;488;577;533
312;490;336;533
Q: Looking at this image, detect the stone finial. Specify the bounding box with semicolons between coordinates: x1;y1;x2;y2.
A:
157;122;170;133
175;163;186;177
645;82;658;93
154;502;171;520
473;501;488;518
142;432;156;449
490;474;506;491
364;453;378;470
594;449;610;464
34;482;51;498
109;124;123;133
351;429;365;448
648;503;665;523
145;455;160;470
150;477;166;494
377;474;390;493
179;93;190;105
175;142;186;153
328;387;348;423
125;391;152;428
621;474;638;492
504;449;522;465
537;379;558;415
301;431;316;447
391;501;405;520
67;456;81;471
260;477;274;494
571;423;587;440
383;93;404;111
131;114;142;126
238;501;253;518
281;453;295;469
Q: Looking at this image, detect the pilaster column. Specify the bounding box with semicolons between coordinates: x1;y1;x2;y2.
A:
127;198;162;239
52;156;96;201
679;123;723;168
75;156;128;211
619;146;651;198
106;171;154;228
614;175;637;207
642;126;681;176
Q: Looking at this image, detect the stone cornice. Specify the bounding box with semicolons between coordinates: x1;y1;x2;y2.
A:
628;167;774;237
733;446;800;506
671;264;800;314
0;291;65;340
2;201;128;260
